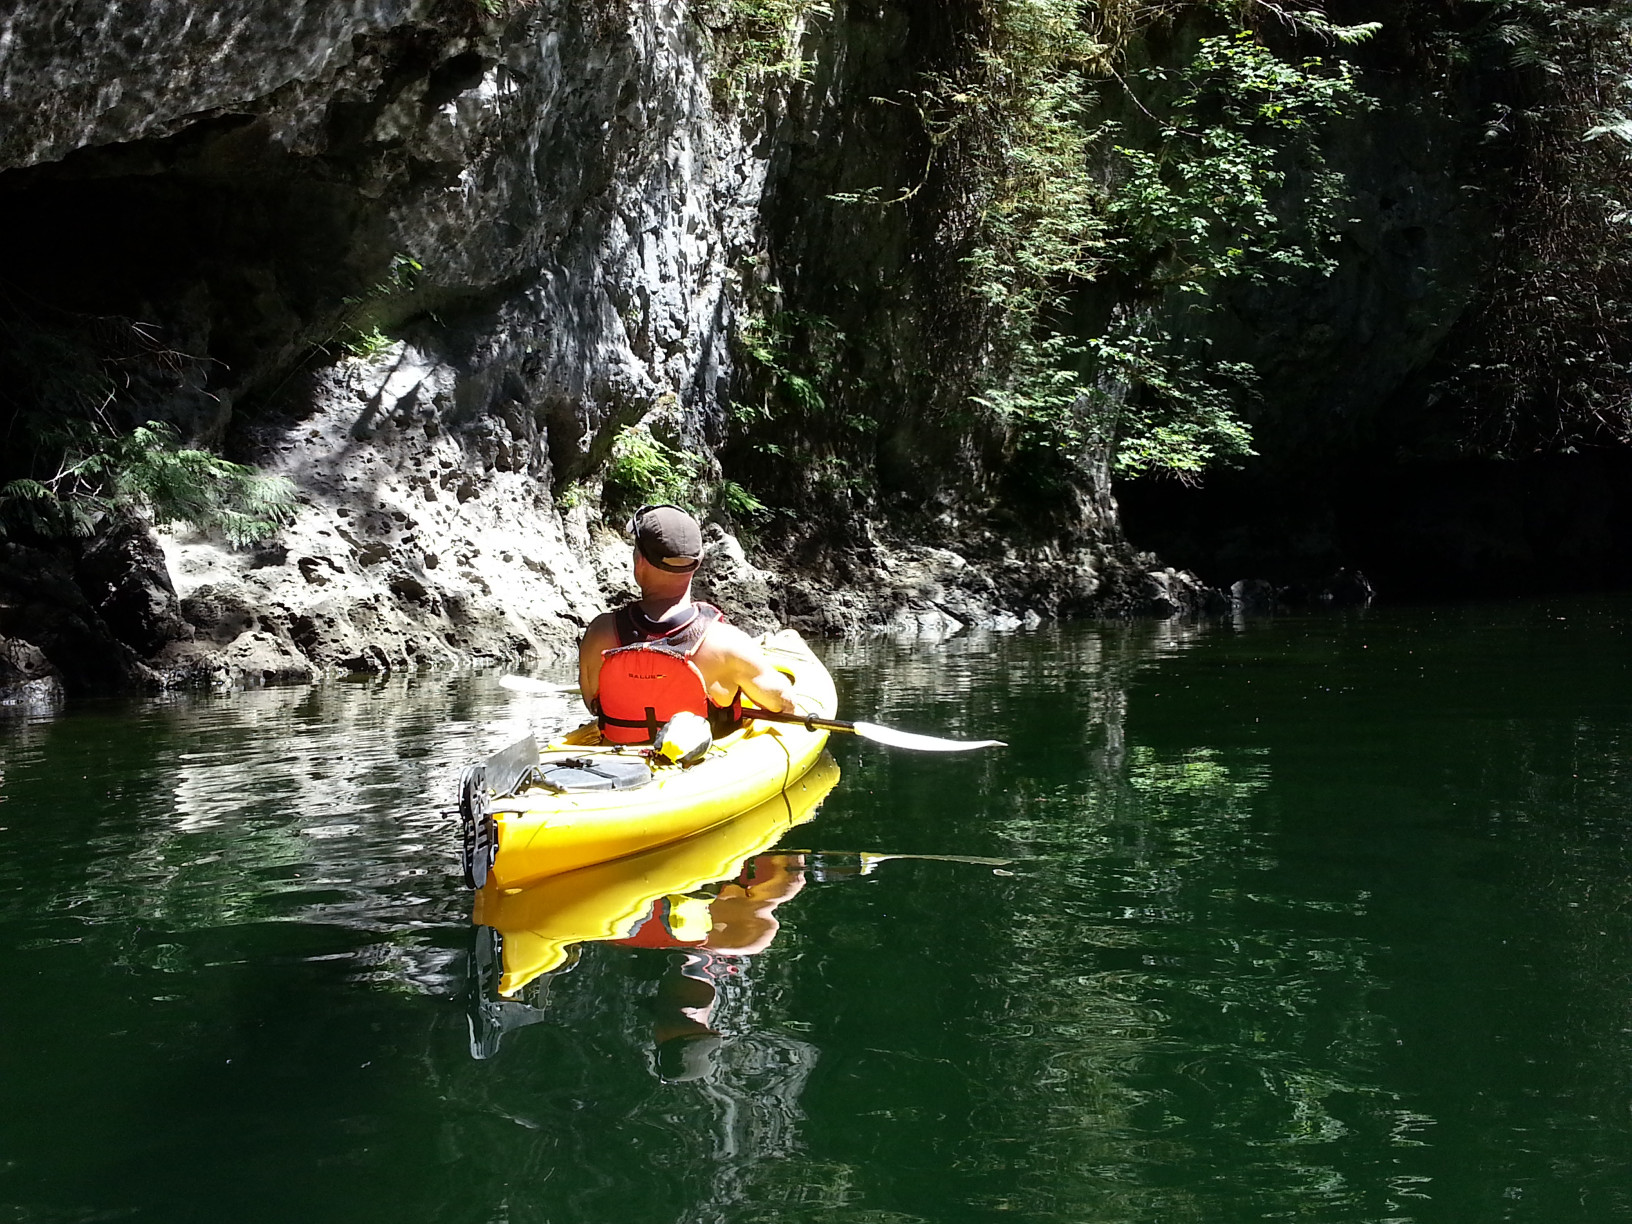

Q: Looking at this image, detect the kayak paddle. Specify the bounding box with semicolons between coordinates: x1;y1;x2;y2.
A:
498;675;1004;753
499;675;580;695
737;707;1005;752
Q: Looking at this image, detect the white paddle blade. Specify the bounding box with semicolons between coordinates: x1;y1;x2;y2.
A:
850;721;1006;752
499;675;582;696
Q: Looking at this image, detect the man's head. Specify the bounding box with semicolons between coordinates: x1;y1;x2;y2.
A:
629;504;703;594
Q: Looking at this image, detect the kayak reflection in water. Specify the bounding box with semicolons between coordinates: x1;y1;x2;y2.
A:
467;842;1013;1072
616;853;809;1082
466;851;814;1075
467;753;841;1067
466;751;1011;1074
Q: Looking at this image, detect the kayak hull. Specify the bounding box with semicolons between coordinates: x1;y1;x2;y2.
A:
485;629;836;888
475;751;841;993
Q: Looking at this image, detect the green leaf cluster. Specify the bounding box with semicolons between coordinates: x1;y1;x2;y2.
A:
731;307;884;502
714;478;768;517
0;306;298;547
950;1;1371;479
599;423;772;523
735;310;854;424
1436;0;1632;456
699;0;831;103
0;420;297;547
334;254;422;360
602;424;702;515
1107;29;1365;290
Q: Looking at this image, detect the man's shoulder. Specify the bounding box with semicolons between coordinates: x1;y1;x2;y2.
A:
581;611;619;648
701;617;764;656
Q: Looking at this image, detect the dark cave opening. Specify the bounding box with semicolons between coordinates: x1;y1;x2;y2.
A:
0;114;383;448
1116;449;1632;600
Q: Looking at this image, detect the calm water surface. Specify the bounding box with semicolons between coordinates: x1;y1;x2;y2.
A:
4;598;1632;1223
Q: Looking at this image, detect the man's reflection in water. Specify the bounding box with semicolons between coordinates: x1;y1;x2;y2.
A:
612;853;808;1083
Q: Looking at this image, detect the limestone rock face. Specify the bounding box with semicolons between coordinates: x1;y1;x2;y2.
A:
0;0;782;689
694;525;778;636
0;2;440;171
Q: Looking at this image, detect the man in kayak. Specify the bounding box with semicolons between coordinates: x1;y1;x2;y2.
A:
578;503;796;742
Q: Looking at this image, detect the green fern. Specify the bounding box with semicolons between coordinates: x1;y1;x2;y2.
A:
602;425;702;515
0;421;297;547
735;310;844;422
713;479;768;517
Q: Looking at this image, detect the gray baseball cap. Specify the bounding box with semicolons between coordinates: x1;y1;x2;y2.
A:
629;503;703;573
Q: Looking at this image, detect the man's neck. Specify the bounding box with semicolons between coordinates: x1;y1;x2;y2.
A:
637;592;693;623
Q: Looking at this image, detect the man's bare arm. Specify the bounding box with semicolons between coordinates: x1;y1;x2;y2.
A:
577;613;618;713
704;623;797;713
735;657;796;714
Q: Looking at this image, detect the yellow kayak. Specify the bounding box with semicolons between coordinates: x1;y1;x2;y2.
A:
473;751;841;995
460;629;837;889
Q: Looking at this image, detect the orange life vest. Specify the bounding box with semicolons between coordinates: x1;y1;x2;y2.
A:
612;894;713;948
596;603;722;745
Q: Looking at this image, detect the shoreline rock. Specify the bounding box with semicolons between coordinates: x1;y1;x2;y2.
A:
0;637;66;711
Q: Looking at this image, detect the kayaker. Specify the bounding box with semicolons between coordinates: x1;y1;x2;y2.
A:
578;503;797;742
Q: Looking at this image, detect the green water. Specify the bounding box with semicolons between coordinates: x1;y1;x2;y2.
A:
4;598;1632;1223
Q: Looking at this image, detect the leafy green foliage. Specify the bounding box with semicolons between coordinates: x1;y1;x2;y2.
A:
700;0;831;102
0;421;297;547
731;307;881;503
1107;29;1366;290
342;326;396;360
334;254;422;360
602;424;702;516
946;2;1371;478
735;310;847;423
600;425;770;523
1089;339;1259;478
1438;0;1632;456
0;305;298;547
1095;22;1369;475
713;479;768;518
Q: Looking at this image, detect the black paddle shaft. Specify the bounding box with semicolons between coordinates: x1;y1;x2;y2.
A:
740;707;855;733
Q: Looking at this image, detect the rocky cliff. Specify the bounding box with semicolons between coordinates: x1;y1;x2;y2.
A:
0;0;1188;701
15;1;1546;703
